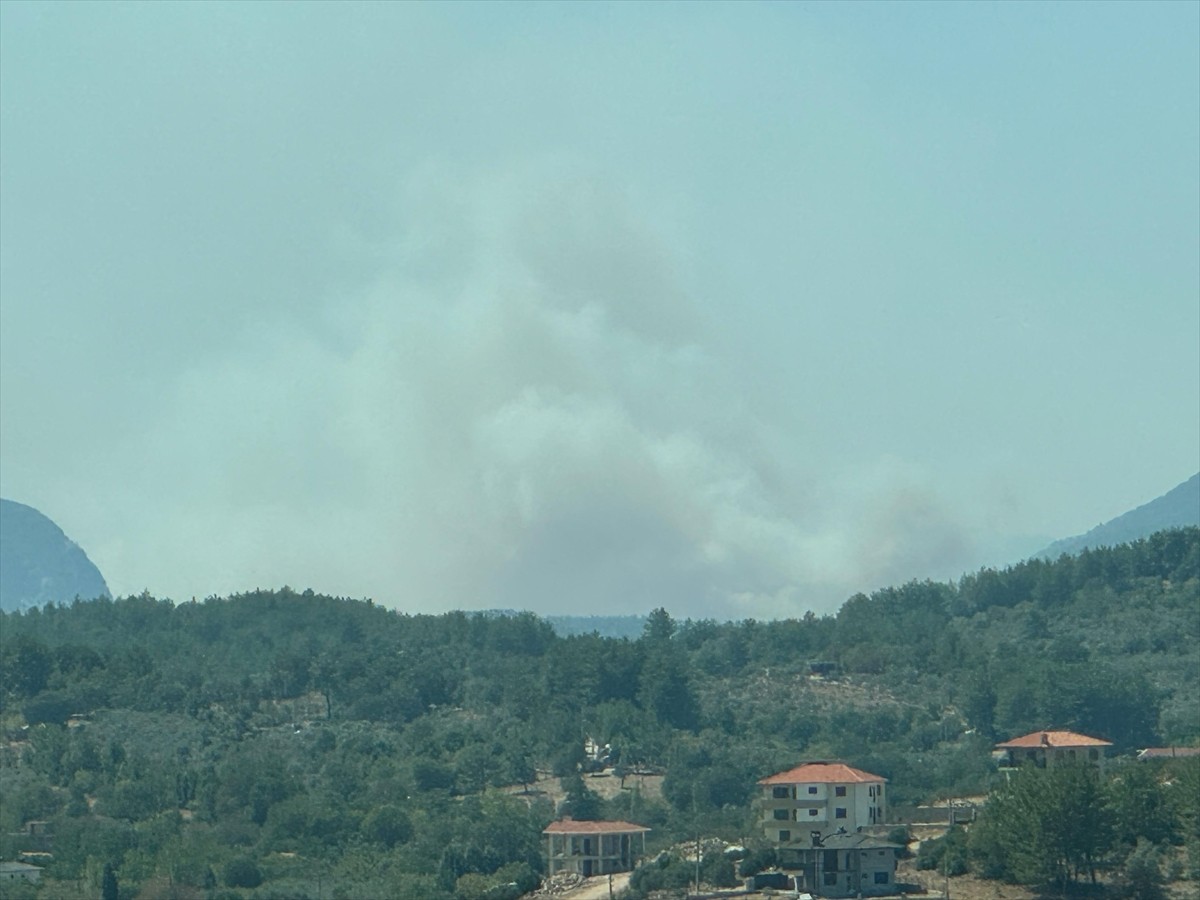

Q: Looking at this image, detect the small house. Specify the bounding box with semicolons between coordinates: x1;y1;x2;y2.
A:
543;818;649;877
994;730;1111;771
780;829;903;898
0;861;43;885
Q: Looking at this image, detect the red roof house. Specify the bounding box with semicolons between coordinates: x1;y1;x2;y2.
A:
758;761;887;839
759;762;887;786
995;730;1112;770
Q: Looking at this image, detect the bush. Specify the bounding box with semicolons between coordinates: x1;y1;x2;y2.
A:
967;815;1008;880
701;852;738;887
916;827;968;876
362;804;412;848
737;847;777;877
630;853;697;894
1120;840;1165;900
22;691;75;726
223;856;263;889
1187;839;1200;882
412;758;456;793
493;862;540;894
888;826;913;857
455;872;524;900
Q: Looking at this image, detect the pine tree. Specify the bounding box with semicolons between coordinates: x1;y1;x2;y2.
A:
101;862;119;900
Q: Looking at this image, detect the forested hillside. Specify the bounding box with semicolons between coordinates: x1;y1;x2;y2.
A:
0;529;1197;899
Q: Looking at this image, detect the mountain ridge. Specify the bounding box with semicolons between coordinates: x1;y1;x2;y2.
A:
0;498;110;612
1037;473;1200;560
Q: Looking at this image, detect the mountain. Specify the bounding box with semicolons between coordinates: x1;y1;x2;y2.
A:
543;614;647;638
0;498;110;612
1038;473;1200;559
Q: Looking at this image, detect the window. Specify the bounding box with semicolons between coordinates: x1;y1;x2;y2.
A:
778;830;790;843
773;786;789;799
835;786;847;797
835;808;847;819
808;808;819;817
774;809;789;820
1089;749;1099;761
808;786;818;794
875;872;890;885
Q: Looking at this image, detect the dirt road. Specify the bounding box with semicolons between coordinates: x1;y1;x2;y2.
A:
558;872;632;899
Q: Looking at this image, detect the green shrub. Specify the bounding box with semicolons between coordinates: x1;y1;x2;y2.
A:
916;826;969;876
222;856;263;889
737;847;777;877
701;852;738;887
888;825;912;851
1120;840;1165;900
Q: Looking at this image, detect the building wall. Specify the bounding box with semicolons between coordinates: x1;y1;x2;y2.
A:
1;869;42;884
545;832;641;876
761;780;886;841
784;848;896;898
1002;746;1106;771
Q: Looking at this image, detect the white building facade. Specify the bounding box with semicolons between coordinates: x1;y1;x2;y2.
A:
758;762;887;843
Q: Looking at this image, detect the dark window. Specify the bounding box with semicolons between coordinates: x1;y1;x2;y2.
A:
774;809;789;820
1089;749;1099;760
823;850;838;870
808;786;818;794
875;872;890;885
835;808;847;819
809;808;819;817
773;786;789;799
779;830;790;842
835;786;847;797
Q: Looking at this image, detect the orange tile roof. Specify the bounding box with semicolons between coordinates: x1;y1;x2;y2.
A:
994;730;1112;749
758;762;886;785
543;819;650;835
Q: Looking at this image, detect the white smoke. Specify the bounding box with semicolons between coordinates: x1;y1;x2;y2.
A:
84;166;976;617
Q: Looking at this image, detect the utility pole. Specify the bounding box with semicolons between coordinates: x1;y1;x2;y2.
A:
944;802;952;900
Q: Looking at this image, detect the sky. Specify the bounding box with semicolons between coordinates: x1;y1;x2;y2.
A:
1;2;1197;619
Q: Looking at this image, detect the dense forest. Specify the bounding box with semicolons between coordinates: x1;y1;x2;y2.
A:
0;528;1197;899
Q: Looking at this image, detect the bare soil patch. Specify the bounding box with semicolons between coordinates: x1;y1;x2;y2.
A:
504;768;665;813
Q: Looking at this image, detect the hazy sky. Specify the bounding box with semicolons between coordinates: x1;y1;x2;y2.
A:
2;2;1197;618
